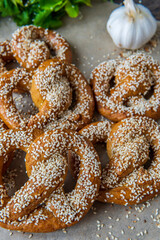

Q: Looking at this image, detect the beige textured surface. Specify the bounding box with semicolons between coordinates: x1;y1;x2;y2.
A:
0;1;160;239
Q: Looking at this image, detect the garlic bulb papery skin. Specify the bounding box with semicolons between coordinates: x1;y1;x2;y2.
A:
107;0;157;49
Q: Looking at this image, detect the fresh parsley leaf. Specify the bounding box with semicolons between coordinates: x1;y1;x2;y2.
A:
11;0;23;6
33;9;52;26
73;0;91;7
14;10;30;26
40;0;63;11
0;0;94;28
0;0;20;16
65;1;79;18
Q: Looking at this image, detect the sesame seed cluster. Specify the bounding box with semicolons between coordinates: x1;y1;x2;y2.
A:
91;53;160;121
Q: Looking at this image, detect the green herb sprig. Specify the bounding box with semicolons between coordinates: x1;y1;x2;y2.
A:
0;0;91;28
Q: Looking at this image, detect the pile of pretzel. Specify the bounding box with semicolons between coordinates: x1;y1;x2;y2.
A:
0;25;159;233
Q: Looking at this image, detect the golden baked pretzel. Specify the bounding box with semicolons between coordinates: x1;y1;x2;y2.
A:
0;129;101;232
11;25;72;69
69;117;160;205
0;58;94;133
91;53;160;121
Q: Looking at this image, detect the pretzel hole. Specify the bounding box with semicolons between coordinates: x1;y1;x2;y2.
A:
109;77;116;95
68;90;77;110
64;167;76;193
4;61;21;71
143;146;154;170
123;99;130;107
95;142;109;168
63;151;78;192
13;91;38;119
3;150;28;197
143;85;155;100
49;48;56;57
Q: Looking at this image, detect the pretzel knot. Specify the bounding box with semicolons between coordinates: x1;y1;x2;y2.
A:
91;53;160;121
11;25;72;69
0;129;101;232
69;117;160;205
0;58;94;133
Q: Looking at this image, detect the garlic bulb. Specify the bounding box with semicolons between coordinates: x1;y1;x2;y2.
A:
107;0;157;49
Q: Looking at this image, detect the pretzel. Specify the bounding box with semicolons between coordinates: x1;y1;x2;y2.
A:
69;117;160;205
0;58;94;133
0;129;101;232
91;53;160;121
11;25;72;69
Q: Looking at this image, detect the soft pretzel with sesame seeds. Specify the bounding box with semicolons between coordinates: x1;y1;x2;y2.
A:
0;58;94;133
11;25;72;70
69;116;160;205
91;53;160;122
99;116;160;205
0;129;101;232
